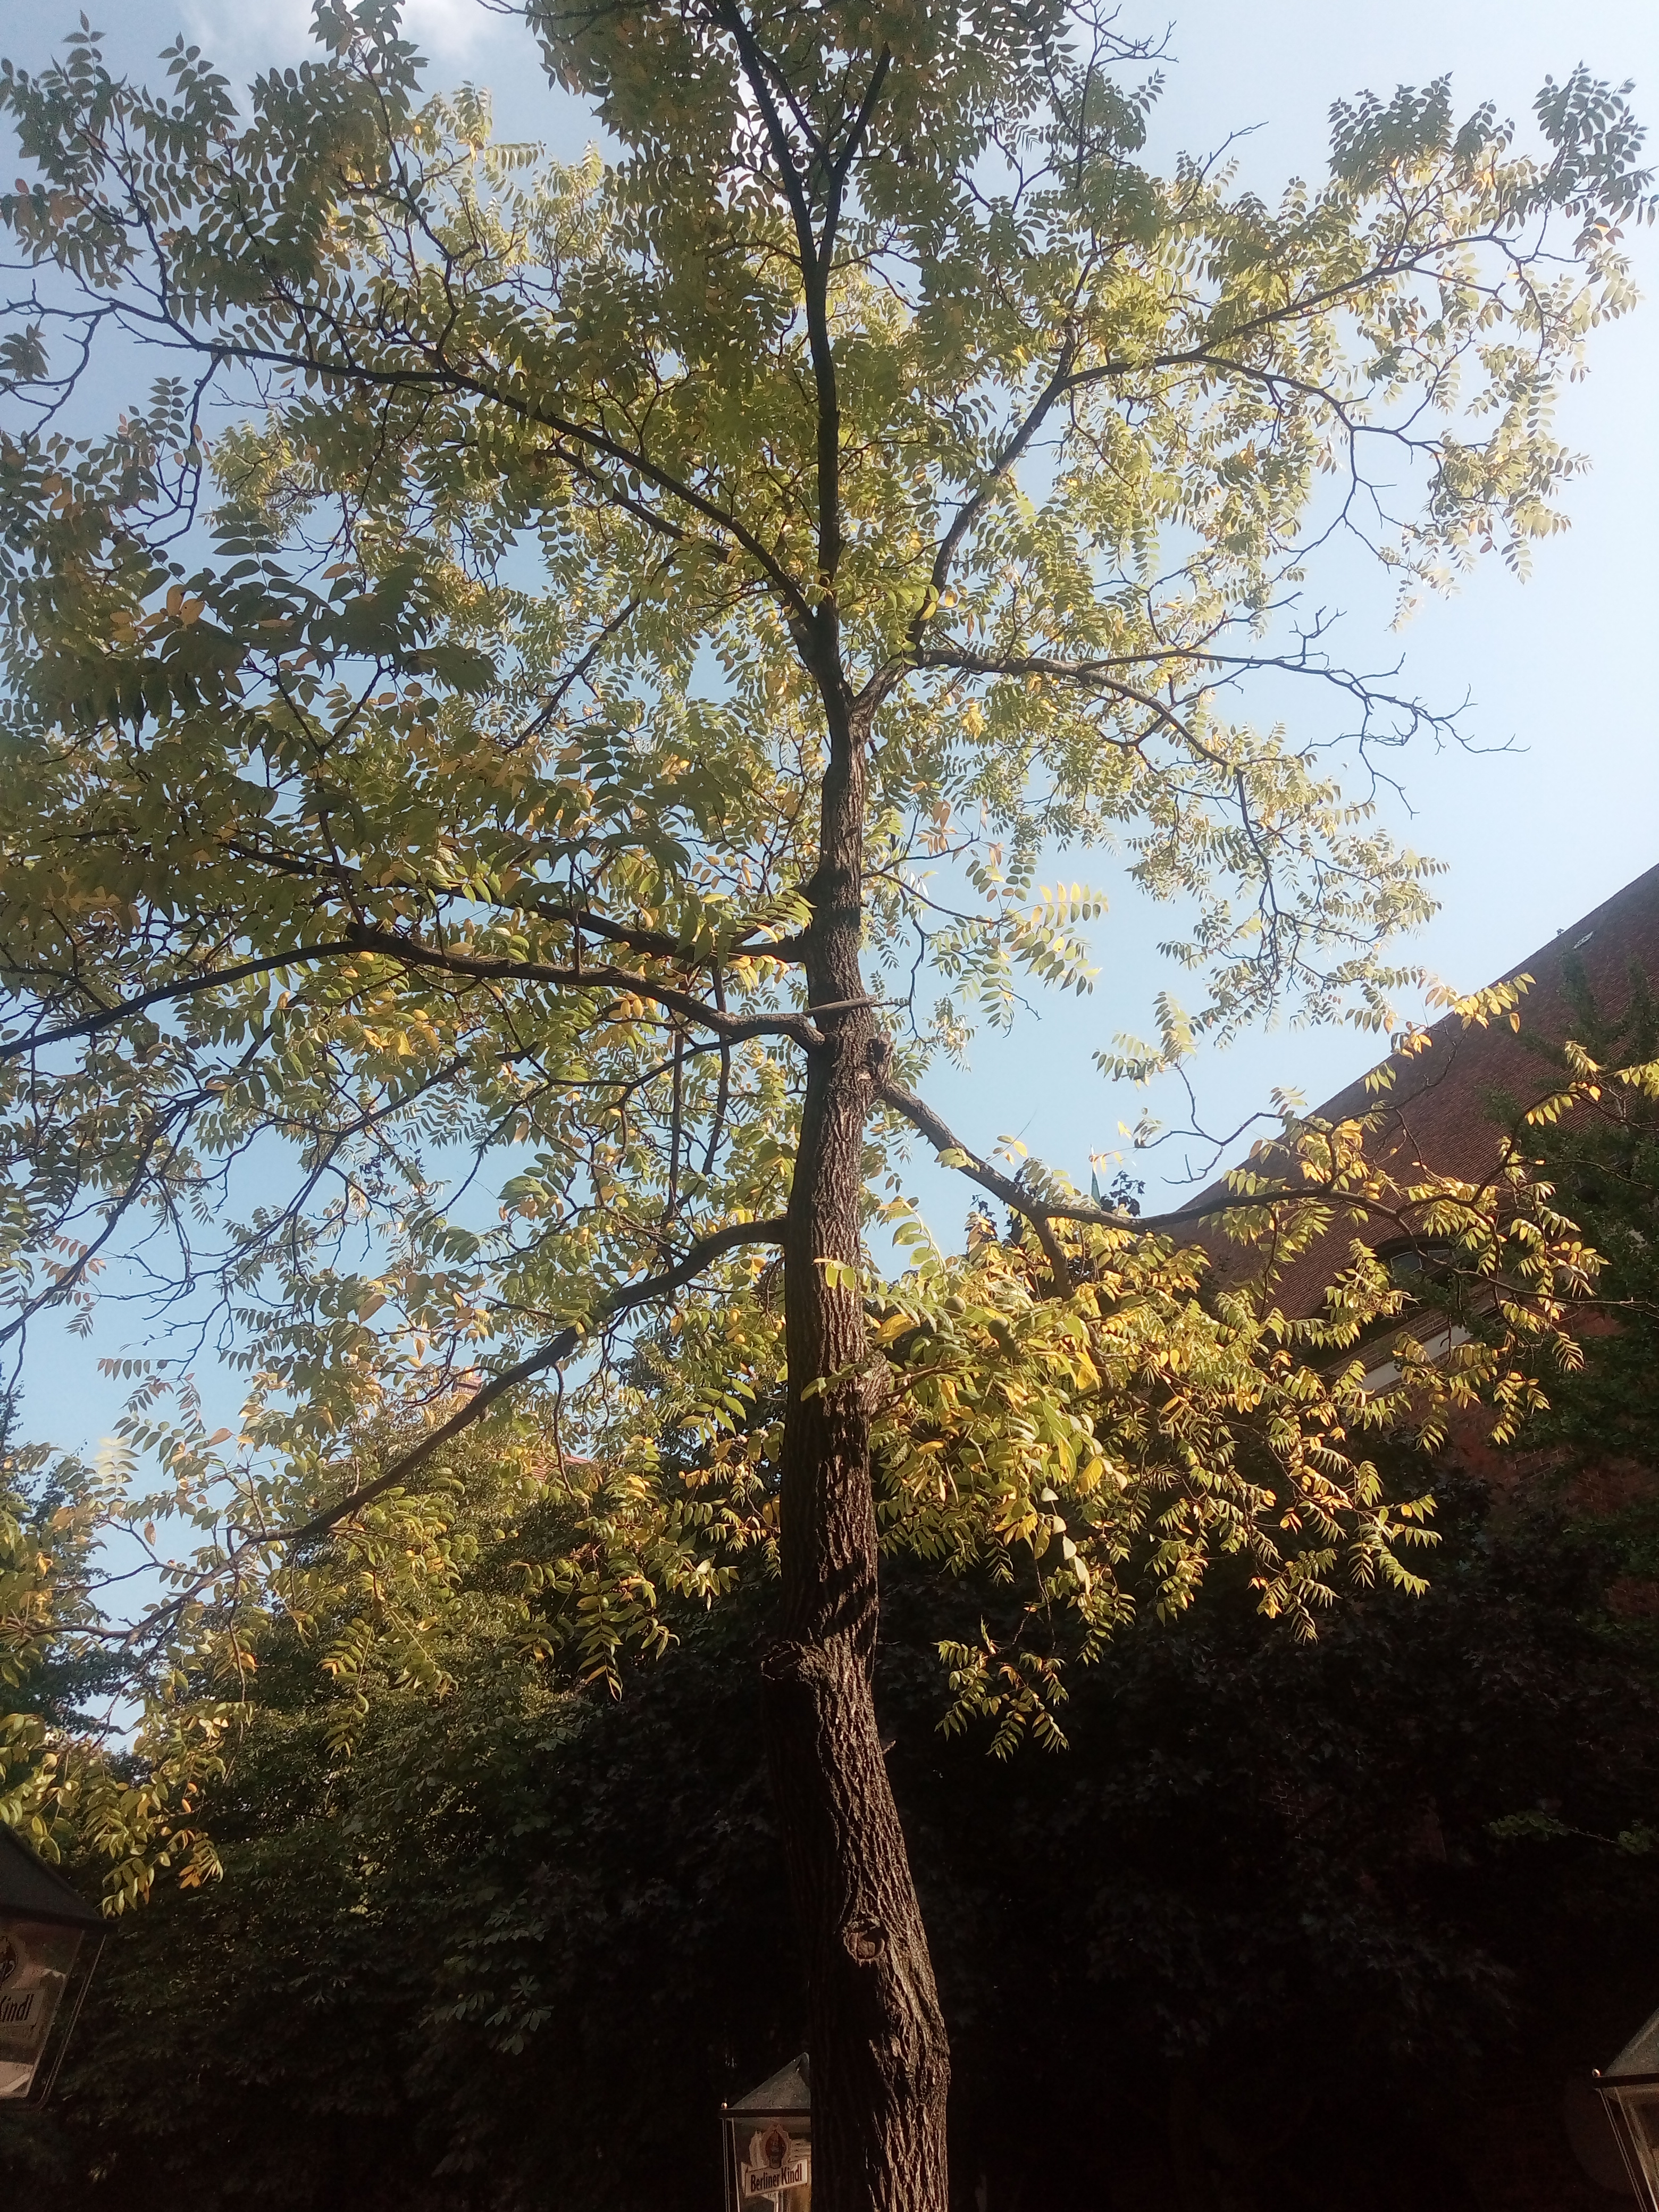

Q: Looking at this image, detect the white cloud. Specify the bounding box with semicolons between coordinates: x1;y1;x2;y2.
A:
177;0;508;74
403;0;499;59
175;0;315;69
98;0;592;168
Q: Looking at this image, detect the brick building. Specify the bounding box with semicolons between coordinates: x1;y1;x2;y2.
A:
1182;861;1659;2209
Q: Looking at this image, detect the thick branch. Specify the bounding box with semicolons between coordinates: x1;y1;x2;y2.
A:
3;928;820;1061
878;1082;1527;1250
271;1211;790;1552
877;1079;1074;1290
0;941;348;1062
214;843;803;969
517;899;812;966
347;929;818;1041
917;330;1079;630
263;328;816;623
719;8;844;590
908;645;1210;757
107;1213;791;1661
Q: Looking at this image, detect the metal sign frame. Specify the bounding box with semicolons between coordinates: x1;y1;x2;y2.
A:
0;1825;106;2105
1595;2076;1659;2210
720;2055;811;2212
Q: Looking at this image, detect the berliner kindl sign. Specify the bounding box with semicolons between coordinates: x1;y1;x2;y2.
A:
740;2123;811;2199
0;1826;105;2102
722;2054;812;2212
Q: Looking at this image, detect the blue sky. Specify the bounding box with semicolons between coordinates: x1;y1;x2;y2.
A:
4;0;1657;1453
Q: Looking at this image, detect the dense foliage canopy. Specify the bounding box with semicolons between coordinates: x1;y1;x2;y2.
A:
0;0;1645;1882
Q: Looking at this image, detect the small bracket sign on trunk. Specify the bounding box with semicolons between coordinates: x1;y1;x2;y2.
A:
0;1825;105;2103
722;2054;812;2211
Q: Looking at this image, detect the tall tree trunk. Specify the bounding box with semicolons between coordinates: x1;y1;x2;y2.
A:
763;700;952;2212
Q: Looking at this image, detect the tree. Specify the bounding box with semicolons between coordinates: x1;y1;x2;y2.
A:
0;6;1647;2202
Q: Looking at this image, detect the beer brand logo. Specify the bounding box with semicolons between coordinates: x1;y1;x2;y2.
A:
0;1935;16;1991
741;2125;810;2199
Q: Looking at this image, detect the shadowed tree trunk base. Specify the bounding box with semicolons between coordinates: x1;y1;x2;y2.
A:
764;1631;951;2212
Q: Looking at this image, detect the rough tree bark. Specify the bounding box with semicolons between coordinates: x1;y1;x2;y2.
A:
761;657;952;2211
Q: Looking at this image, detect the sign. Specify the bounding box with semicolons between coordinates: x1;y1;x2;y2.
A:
0;1831;105;2103
0;1928;51;2058
741;2125;811;2198
0;1922;77;2097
